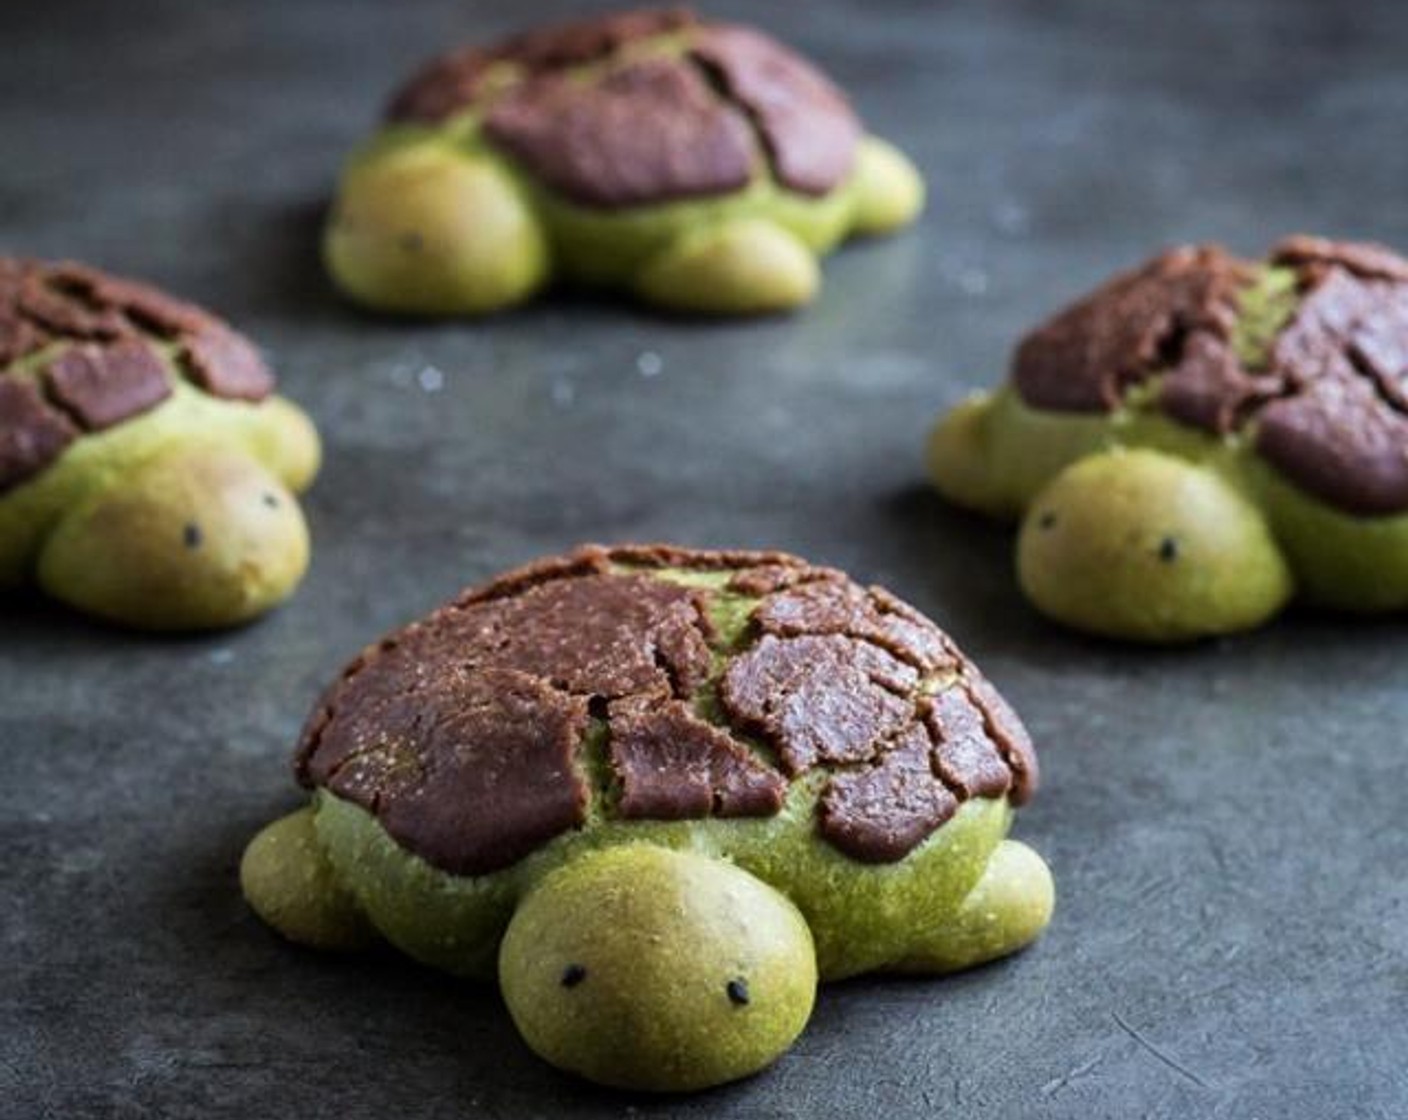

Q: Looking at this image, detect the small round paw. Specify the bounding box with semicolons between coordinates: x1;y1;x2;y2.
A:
926;393;1012;517
634;220;820;315
1017;449;1293;641
850;135;926;237
892;839;1054;974
241;807;377;952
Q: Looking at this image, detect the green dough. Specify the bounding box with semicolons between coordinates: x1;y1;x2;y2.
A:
240;807;378;952
499;846;816;1092
304;780;1040;982
324;129;924;318
243;789;1051;1089
324;137;549;316
890;839;1055;973
0;383;320;631
929;386;1408;637
1017;449;1293;642
850;136;928;238
634;218;820;315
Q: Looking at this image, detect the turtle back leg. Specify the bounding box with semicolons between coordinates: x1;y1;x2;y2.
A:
324;136;551;316
889;839;1054;974
631;216;824;315
36;441;312;629
848;135;926;238
498;844;817;1092
241;806;378;952
1251;459;1408;613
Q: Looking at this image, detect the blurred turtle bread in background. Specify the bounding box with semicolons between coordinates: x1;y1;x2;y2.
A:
242;544;1052;1092
0;259;319;630
325;7;925;318
926;236;1408;642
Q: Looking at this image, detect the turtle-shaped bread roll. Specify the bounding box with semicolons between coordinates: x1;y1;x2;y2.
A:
242;545;1052;1092
324;8;925;318
927;236;1408;642
0;259;319;629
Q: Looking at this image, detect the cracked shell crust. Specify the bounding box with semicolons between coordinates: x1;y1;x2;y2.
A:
295;544;1037;875
1011;236;1408;517
0;258;277;493
383;8;861;206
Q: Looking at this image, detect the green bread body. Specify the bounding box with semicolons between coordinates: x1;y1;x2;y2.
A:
0;382;319;629
243;791;1049;1090
308;783;1018;982
324;118;924;317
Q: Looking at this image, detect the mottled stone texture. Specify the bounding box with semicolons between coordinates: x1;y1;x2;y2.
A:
2;1;1406;1117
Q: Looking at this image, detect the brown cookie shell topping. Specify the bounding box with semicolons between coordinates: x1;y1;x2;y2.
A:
0;258;276;493
497;7;697;71
385;8;860;203
296;545;1037;874
1270;235;1408;285
1256;374;1408;516
42;340;171;431
483;57;756;209
388;6;698;121
689;24;860;197
1010;237;1408;516
0;378;79;491
609;696;786;820
1012;245;1252;414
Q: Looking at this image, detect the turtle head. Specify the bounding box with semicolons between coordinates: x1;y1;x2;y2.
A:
1016;448;1294;641
37;444;311;630
324;134;550;317
498;844;817;1092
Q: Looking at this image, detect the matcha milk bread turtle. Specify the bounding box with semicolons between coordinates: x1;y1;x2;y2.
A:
324;8;925;318
242;544;1052;1092
0;259;319;629
926;236;1408;642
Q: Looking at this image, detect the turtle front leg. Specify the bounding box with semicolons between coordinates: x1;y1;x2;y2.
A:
890;839;1055;974
633;218;821;315
1017;448;1294;641
324;137;551;316
241;806;378;952
36;444;311;630
498;845;817;1092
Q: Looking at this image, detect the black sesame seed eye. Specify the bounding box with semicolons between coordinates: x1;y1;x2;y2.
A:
1038;511;1058;530
183;523;203;549
726;978;750;1007
561;964;587;989
1158;537;1180;563
261;492;280;510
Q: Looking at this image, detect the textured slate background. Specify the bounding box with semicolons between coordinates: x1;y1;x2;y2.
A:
3;1;1406;1117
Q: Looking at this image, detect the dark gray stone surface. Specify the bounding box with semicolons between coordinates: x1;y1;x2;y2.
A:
2;1;1405;1117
